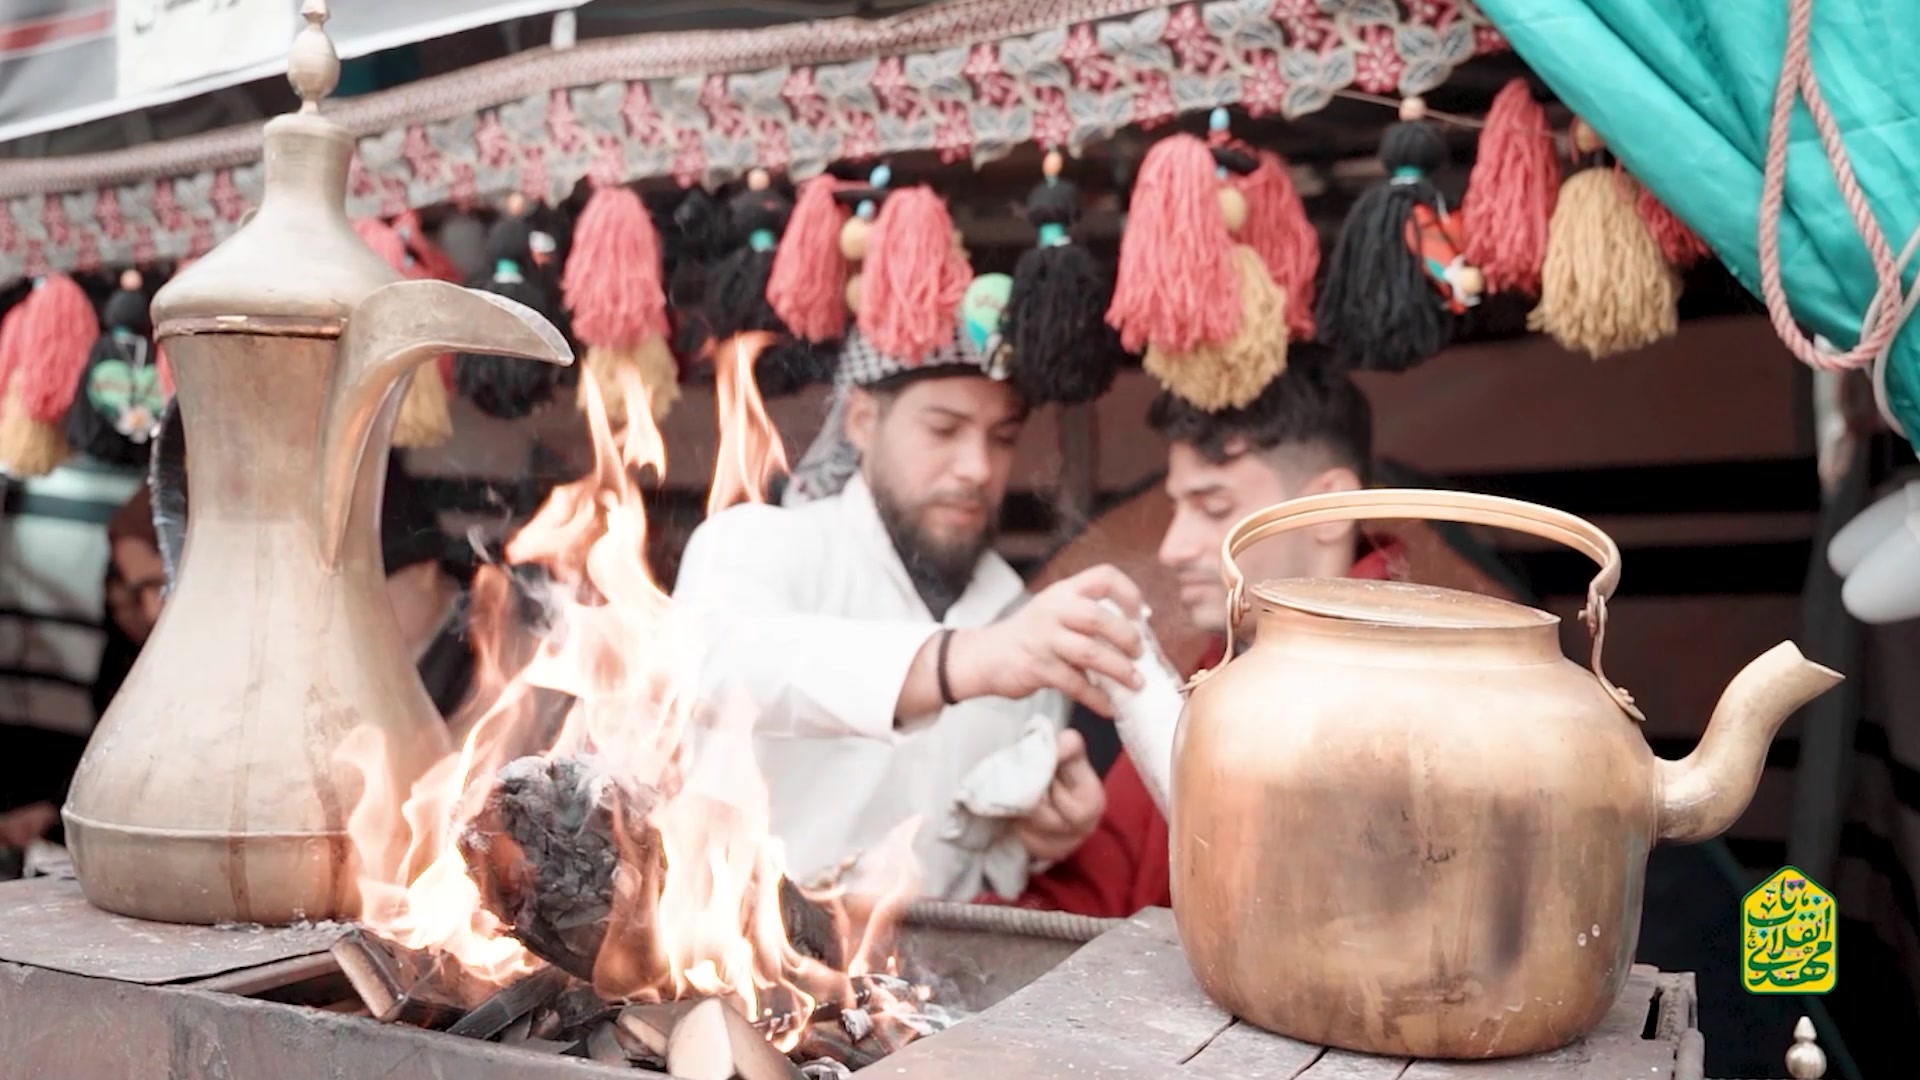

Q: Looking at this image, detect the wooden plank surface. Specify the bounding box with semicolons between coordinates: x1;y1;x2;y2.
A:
893;908;1690;1080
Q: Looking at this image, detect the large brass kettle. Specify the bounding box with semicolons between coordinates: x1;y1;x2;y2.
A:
1169;489;1842;1059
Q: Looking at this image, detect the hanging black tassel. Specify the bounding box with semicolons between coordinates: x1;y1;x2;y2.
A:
1312;105;1459;373
666;187;731;364
1002;153;1126;406
64;270;165;467
453;214;564;420
702;170;791;342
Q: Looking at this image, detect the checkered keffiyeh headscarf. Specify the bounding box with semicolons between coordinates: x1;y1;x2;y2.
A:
782;321;1011;507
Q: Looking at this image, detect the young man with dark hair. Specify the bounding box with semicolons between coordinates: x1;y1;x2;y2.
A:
1012;361;1400;917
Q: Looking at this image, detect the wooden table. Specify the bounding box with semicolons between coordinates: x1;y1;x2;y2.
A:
881;907;1706;1080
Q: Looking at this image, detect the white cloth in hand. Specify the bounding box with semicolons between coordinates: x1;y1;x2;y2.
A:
941;711;1060;897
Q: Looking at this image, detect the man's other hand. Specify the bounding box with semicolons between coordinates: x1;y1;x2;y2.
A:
1015;729;1104;864
949;564;1146;716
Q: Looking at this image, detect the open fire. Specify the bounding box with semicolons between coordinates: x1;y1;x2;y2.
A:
331;336;947;1075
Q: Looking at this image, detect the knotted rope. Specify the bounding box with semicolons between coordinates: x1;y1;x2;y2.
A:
1757;0;1920;372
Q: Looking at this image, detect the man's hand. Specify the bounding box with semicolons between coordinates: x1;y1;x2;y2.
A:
948;564;1147;717
1015;729;1104;865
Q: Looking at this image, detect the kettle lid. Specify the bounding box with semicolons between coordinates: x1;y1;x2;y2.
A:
1252;578;1557;631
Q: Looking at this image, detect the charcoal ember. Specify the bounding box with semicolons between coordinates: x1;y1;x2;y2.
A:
459;754;844;985
458;755;667;983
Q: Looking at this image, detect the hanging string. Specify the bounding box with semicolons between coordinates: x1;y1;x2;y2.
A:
1757;0;1920;372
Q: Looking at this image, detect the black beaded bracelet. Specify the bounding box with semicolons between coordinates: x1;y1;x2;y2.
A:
936;628;958;707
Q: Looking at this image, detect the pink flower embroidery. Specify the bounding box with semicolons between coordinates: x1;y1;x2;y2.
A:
755;119;792;172
41;195;69;248
701;74;747;136
672;128;707;188
1032;87;1072;150
587;138;625;188
129;224;156;267
151;181;184;233
95;190;124;240
933;101;972;163
1060;24;1119;91
964;44;1017;107
1241;52;1288;118
548;89;587;154
519;146;550;204
403;126;443;186
209;170;246;223
623;83;666;145
1164;5;1224;75
872;57;919;119
73;230;99;273
1132;71;1177;127
842;111;881;162
476;112;512;170
1352;25;1405;94
782;69;829;128
447;163;478;210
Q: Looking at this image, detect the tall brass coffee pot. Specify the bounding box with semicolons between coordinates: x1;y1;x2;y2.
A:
1171;489;1842;1059
61;2;571;925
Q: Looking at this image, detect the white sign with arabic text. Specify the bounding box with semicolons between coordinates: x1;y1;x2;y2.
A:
116;0;297;98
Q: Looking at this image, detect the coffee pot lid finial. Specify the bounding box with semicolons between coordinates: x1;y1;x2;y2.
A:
289;1;340;115
150;0;403;330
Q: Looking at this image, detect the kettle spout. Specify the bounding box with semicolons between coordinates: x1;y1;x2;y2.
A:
1656;642;1844;844
316;279;572;568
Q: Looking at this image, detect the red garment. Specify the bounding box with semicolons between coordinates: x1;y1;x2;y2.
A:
992;542;1401;918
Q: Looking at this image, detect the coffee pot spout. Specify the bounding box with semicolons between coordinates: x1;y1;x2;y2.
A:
1655;642;1844;844
316;279;572;567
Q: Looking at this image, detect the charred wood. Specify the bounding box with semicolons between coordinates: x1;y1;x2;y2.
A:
457;754;842;985
331;927;497;1028
445;965;574;1040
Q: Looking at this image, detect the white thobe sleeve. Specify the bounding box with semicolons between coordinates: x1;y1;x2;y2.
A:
670;504;940;743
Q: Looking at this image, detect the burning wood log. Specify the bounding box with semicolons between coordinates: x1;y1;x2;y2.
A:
445;965;575;1040
456;754;842;984
330;927;498;1028
666;998;804;1080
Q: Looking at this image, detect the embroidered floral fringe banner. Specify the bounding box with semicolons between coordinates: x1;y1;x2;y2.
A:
0;0;1503;284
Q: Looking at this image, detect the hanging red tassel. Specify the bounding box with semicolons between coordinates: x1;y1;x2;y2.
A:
394;210;463;282
1462;78;1561;296
858;186;972;363
0;274;99;476
1635;186;1712;269
355;216;452;448
1108;134;1242;355
560;184;676;424
1231;148;1319;339
767;175;852;343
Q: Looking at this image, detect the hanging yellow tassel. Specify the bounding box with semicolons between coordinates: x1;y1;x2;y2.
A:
1142;245;1289;412
1527;120;1679;359
391;366;453;448
577;338;680;426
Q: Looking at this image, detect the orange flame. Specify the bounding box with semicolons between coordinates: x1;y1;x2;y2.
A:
336;343;912;1049
709;333;791;517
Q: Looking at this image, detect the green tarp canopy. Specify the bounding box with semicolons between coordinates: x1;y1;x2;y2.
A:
1477;0;1920;443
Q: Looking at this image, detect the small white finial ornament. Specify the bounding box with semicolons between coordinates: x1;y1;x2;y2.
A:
288;0;340;115
1786;1016;1827;1079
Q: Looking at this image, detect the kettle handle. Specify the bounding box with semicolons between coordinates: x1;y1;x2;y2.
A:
1208;488;1642;721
